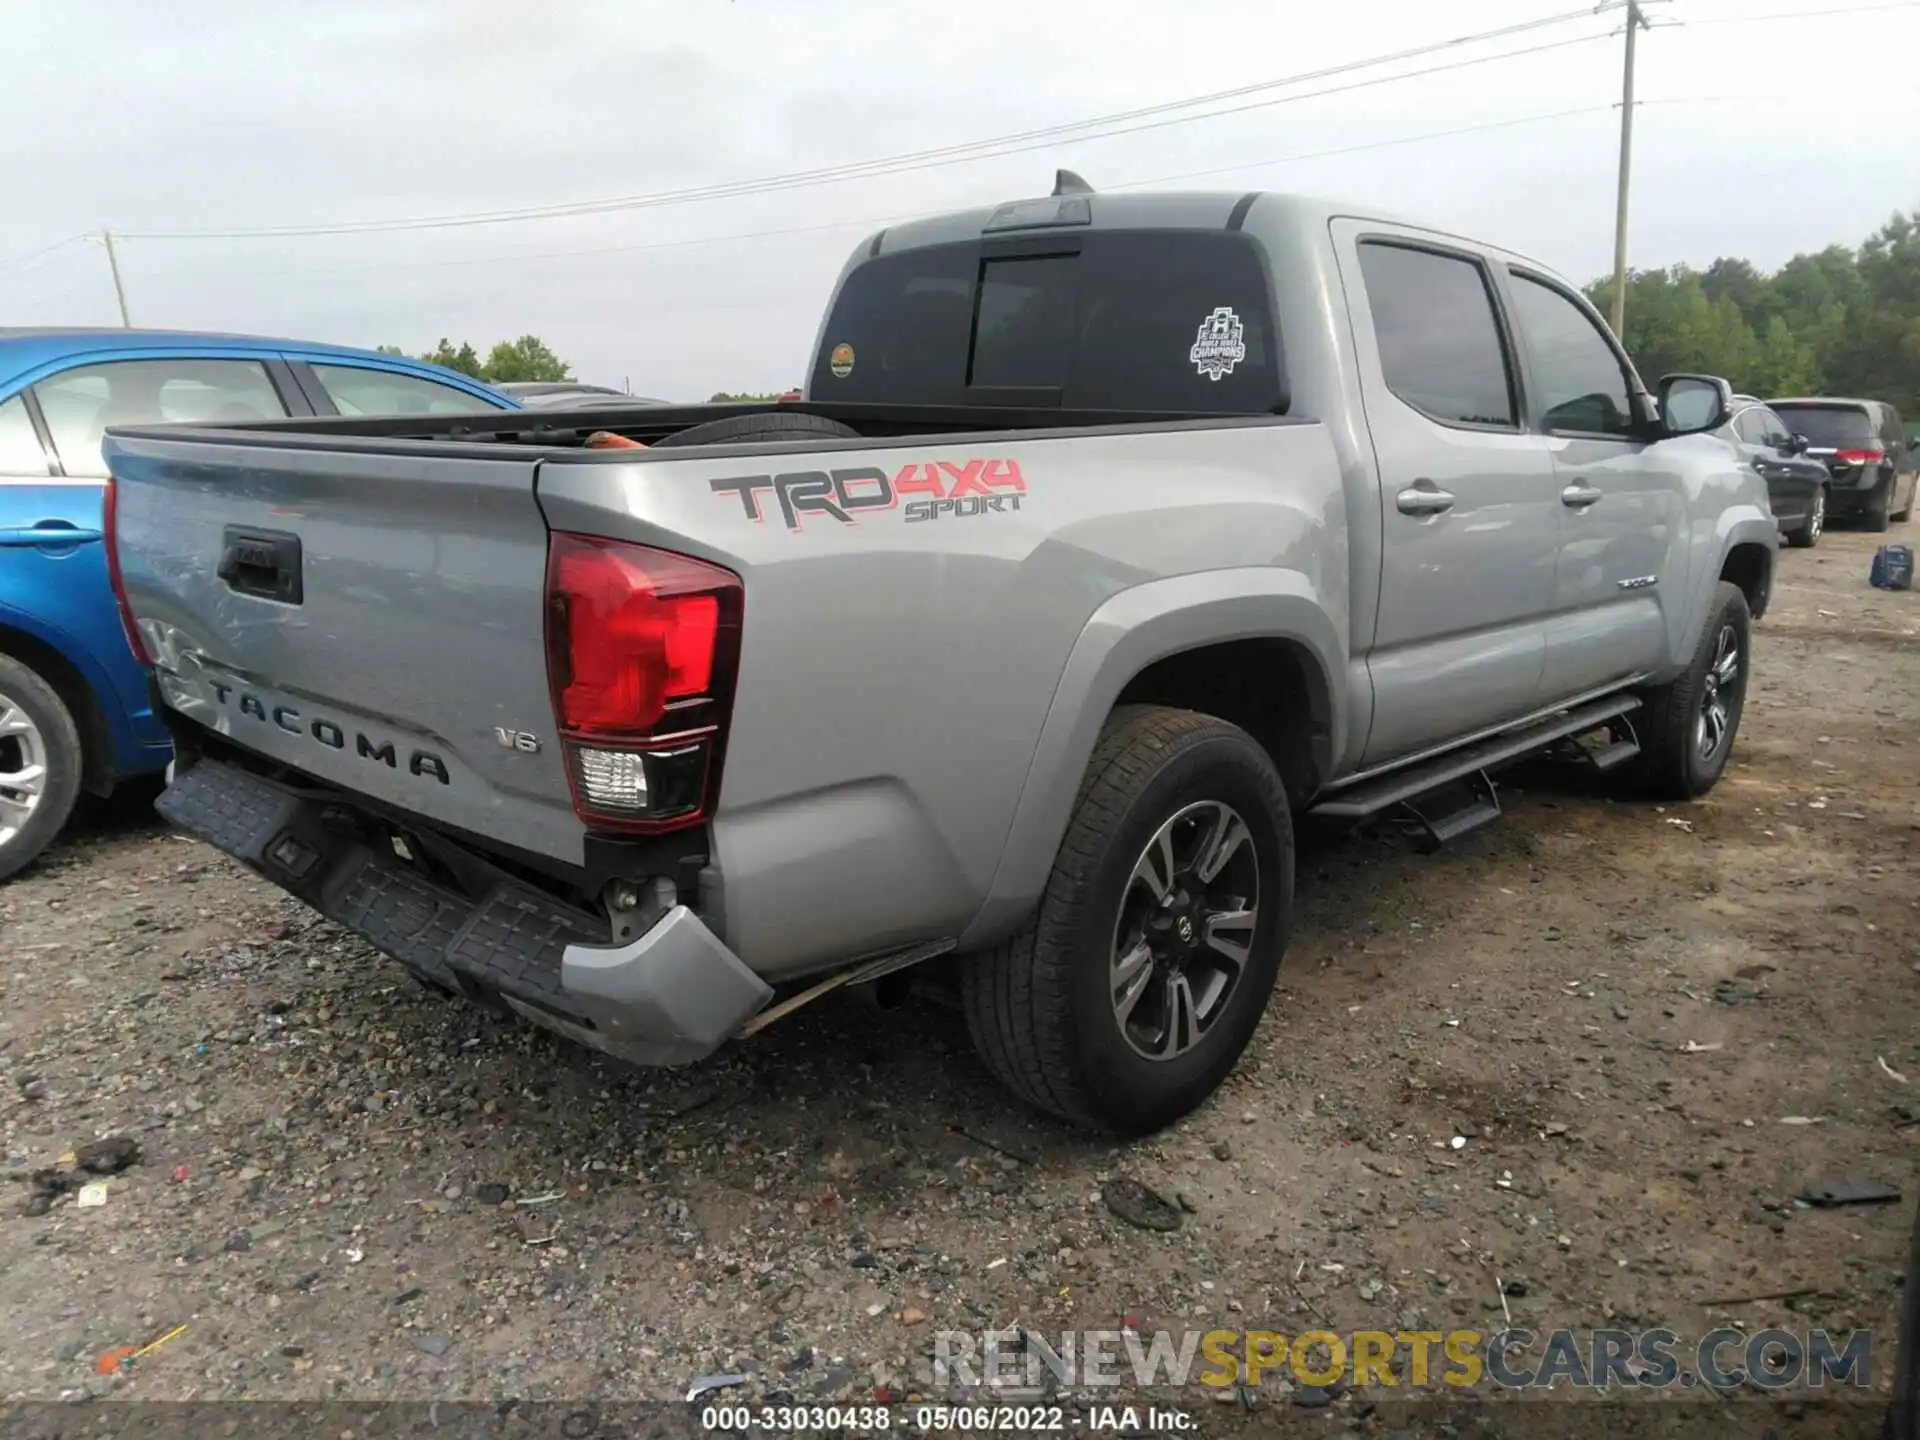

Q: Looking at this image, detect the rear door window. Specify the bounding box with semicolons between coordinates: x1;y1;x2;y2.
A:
1770;404;1875;449
1356;242;1516;429
34;359;290;477
309;363;502;416
0;394;51;476
811;229;1286;413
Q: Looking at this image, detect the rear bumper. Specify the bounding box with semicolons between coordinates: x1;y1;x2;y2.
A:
156;755;771;1066
1825;468;1893;514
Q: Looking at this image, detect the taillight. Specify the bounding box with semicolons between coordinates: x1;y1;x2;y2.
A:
543;533;742;834
1834;448;1884;465
101;477;152;668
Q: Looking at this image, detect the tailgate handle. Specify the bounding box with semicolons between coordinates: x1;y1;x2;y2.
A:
217;527;303;605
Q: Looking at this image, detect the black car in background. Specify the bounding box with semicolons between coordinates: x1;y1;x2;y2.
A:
1727;395;1834;547
1767;396;1919;532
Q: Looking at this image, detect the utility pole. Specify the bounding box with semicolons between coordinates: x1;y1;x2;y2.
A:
1608;0;1646;339
102;230;131;328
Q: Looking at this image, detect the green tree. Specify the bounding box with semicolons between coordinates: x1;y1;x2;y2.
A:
482;335;573;384
708;390;781;402
1585;207;1920;414
419;339;485;378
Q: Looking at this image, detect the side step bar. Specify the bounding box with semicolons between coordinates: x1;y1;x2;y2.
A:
1310;694;1644;833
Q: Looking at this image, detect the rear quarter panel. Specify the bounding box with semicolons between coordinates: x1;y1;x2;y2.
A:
536;420;1348;979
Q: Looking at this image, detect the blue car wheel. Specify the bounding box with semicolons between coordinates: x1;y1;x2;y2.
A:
0;654;83;881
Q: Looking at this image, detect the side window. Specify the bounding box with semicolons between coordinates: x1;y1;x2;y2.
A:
1880;406;1905;454
1732;408;1766;444
309;363;500;417
1758;409;1793;448
0;395;51;477
1508;274;1636;438
34;359;289;477
1356;242;1515;429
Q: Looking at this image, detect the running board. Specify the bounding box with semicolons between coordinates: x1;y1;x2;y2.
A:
1311;695;1643;824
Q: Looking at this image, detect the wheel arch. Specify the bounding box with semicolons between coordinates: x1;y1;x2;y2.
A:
1719;537;1775;622
958;570;1343;951
0;621;114;796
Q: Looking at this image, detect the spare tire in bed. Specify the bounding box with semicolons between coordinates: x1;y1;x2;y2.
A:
650;411;860;449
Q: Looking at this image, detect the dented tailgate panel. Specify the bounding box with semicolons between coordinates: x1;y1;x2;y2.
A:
105;434;584;865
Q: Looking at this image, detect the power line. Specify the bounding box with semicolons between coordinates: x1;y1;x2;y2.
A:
150;102;1699;283
117;8;1625;241
0;231;97;279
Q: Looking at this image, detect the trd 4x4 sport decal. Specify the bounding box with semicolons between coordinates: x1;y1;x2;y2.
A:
709;458;1026;531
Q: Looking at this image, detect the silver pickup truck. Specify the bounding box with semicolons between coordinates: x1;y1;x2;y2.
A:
104;179;1777;1133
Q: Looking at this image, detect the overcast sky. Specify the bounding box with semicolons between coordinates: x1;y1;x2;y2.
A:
4;0;1917;400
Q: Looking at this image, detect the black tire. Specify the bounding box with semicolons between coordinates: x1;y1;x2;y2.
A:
1894;481;1915;523
1865;491;1893;532
1890;1196;1920;1440
0;654;84;883
961;705;1293;1134
1787;488;1825;548
1631;582;1751;801
649;412;860;450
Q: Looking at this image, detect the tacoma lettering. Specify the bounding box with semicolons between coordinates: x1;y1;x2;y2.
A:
206;682;449;785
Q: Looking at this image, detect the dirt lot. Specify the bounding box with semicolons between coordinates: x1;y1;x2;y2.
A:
2;526;1916;1434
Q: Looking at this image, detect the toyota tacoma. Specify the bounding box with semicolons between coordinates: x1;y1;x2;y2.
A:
103;176;1778;1132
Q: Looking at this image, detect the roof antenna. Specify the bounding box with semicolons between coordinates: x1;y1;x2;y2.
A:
1052;169;1094;197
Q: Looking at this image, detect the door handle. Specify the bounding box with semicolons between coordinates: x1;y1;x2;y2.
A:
1395;479;1456;516
0;522;103;548
1560;484;1604;508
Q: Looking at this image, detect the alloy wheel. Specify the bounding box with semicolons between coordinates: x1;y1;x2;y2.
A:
1694;624;1742;763
0;691;47;852
1109;800;1260;1061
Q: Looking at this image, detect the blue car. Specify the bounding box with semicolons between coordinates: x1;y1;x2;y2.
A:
0;329;517;879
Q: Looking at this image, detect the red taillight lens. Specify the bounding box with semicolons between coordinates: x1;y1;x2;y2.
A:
1834;448;1884;465
543;533;742;833
101;478;152;668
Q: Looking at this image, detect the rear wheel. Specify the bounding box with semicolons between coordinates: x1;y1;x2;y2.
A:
0;655;84;883
961;706;1292;1134
1630;582;1750;801
1894;477;1915;523
1787;488;1825;548
1865;490;1893;532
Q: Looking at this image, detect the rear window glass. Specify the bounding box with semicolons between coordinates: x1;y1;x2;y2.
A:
811;229;1286;413
970;256;1080;389
1770;404;1875;447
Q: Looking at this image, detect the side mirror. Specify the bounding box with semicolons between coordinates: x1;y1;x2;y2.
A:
1656;374;1733;436
1909;436;1919;453
1783;433;1810;456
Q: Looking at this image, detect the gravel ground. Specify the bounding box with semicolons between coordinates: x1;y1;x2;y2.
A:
1;525;1916;1436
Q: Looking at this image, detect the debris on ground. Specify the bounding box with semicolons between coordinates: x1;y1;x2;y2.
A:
1800;1177;1901;1208
1102;1177;1184;1232
1878;1056;1910;1085
687;1373;750;1401
74;1137;141;1175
